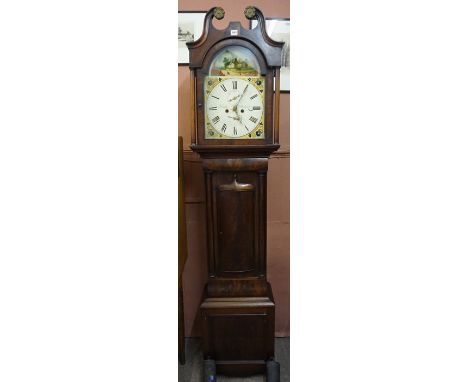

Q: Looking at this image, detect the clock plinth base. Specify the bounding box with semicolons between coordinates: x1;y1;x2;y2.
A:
200;283;275;377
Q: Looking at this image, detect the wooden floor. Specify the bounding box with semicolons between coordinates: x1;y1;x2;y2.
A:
178;337;290;382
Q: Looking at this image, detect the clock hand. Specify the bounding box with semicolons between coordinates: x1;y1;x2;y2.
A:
233;84;249;108
232;102;243;120
229;85;249;121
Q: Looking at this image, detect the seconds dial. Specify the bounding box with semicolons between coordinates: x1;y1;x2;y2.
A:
205;77;264;139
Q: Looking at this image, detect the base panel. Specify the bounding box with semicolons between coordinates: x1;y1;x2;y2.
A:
216;360;266;376
200;284;275;377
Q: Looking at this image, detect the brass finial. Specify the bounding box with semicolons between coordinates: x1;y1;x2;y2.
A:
213;7;225;20
244;6;256;20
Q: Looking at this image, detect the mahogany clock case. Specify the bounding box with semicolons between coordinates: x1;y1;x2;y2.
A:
198;157;275;375
184;5;286;378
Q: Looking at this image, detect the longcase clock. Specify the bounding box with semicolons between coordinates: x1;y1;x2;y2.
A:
187;6;283;380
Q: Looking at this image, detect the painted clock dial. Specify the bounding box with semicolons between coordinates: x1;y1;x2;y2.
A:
204;76;265;139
